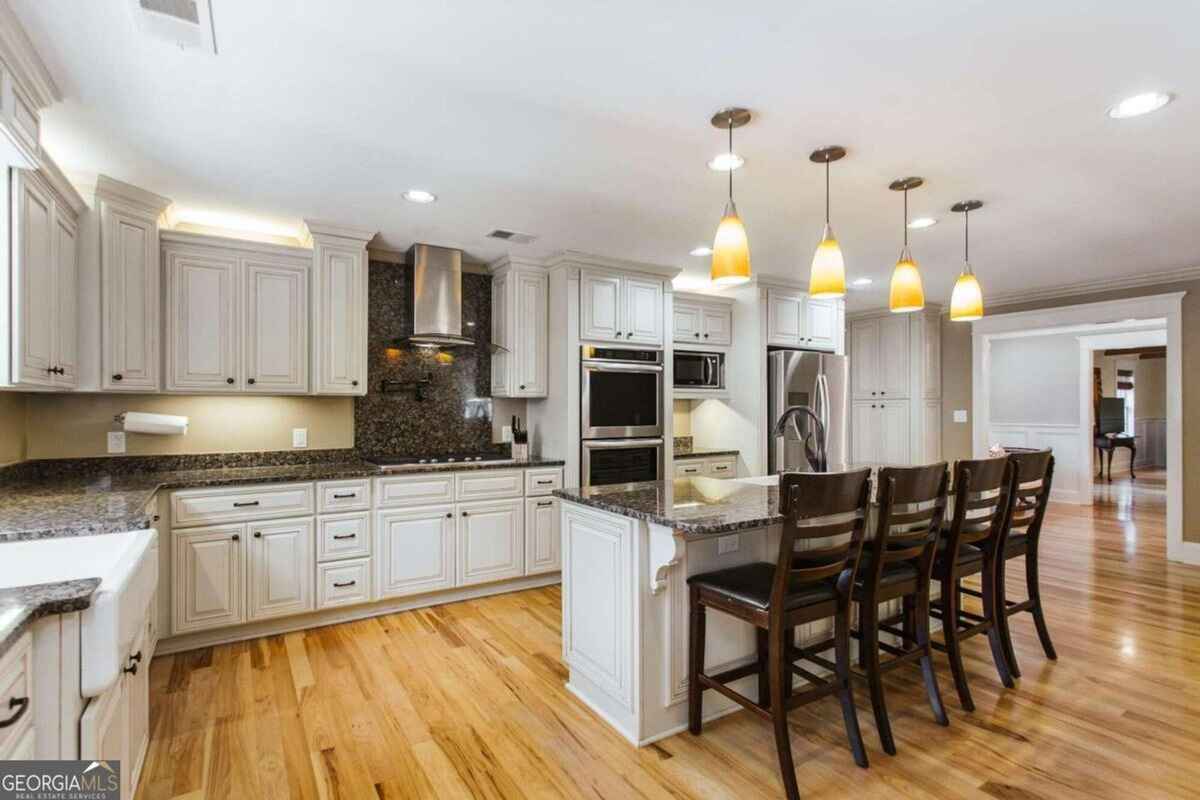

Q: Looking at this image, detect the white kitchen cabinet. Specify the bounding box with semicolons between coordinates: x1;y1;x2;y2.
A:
805;297;839;351
700;306;732;346
672;302;702;343
674;294;734;347
377;506;457;598
173;524;244;634
317;558;372;608
580;269;664;346
458;498;524;586
767;289;805;346
125;627;150;789
764;287;842;351
247;518;313;621
2;167;79;389
923;400;942;463
244;257;309;393
851;402;878;464
704;457;737;478
850;400;911;465
525;497;561;575
674;460;704;478
922;313;941;399
80;678;127;800
490;259;548;397
165;249;238;392
850;315;909;399
309;223;372;395
97;176;170;392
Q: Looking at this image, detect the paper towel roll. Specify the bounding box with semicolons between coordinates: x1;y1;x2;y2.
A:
122;412;189;436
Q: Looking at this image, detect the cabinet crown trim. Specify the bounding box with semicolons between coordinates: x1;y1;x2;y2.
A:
0;3;59;107
545;250;681;280
95;174;172;216
161;228;312;259
487;254;548;274
674;291;735;307
302;219;376;246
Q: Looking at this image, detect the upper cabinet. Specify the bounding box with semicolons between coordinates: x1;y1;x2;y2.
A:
765;288;843;352
849;315;910;399
97;175;171;392
163;232;310;394
580;269;663;346
673;292;733;347
308;221;373;396
491;258;548;398
0;158;84;390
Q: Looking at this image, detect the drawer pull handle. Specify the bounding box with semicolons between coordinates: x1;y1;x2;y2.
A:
536;480;554;485
332;492;357;499
0;697;29;729
233;501;260;508
537;501;554;507
123;663;138;676
130;650;143;663
332;533;357;540
333;580;357;588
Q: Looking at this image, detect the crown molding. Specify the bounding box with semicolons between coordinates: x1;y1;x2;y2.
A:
302;219;376;247
486;254;547;274
0;1;60;108
846;304;942;322
675;290;735;307
160;228;312;259
95;174;171;217
545;249;682;280
37;148;85;215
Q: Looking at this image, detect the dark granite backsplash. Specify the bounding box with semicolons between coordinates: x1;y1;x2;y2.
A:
354;260;497;455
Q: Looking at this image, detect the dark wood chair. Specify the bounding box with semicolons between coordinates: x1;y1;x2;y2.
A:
687;468;873;800
849;463;950;755
930;456;1018;712
1095;396;1135;480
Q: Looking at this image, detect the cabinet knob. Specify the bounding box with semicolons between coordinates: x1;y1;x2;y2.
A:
871;391;877;396
703;333;709;338
248;378;256;385
231;534;240;541
694;332;700;338
226;377;235;385
352;380;359;387
122;663;138;676
880;391;886;395
445;512;453;518
519;384;526;390
130;650;143;664
462;511;470;517
253;531;262;538
112;373;123;381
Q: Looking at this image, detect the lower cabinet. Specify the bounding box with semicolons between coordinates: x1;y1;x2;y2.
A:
525;497;561;575
173;524;244;634
851;400;911;465
80;678;128;800
317;558;372;608
458;498;524;586
125;628;151;789
377;505;457;598
247;518;313;621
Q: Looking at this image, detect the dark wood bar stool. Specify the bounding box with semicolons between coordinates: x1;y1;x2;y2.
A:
984;448;1057;676
687;469;873;800
930;456;1017;712
849;463;950;755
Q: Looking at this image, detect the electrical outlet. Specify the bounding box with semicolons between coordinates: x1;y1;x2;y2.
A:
292;428;308;448
107;431;126;454
501;425;513;443
717;535;740;555
953;409;969;423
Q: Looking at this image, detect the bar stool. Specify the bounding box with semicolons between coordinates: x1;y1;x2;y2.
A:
850;462;950;755
930;456;1017;712
687;469;872;800
986;448;1057;676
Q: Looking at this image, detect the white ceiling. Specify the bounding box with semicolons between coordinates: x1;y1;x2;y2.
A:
13;0;1200;309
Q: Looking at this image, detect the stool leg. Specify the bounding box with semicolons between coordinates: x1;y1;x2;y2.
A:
860;596;895;755
916;587;949;726
1027;545;1058;660
1130;445;1137;479
768;624;801;800
835;607;870;769
902;594;917;648
940;575;975;712
994;556;1021;680
756;628;770;708
688;588;706;735
982;560;1016;689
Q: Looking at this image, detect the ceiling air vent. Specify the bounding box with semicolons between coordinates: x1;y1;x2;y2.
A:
129;0;217;54
486;229;538;245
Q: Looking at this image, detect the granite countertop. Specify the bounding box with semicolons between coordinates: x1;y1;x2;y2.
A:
673;448;740;459
0;578;99;656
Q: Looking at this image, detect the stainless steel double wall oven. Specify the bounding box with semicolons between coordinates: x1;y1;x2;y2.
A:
580;346;664;486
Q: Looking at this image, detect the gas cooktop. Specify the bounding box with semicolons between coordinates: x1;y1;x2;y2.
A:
363;452;514;470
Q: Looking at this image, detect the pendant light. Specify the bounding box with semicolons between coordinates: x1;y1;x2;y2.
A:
808;146;847;298
949;200;985;321
888;176;925;313
709;107;752;286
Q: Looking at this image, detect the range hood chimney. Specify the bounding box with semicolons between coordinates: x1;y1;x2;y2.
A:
403;243;477;348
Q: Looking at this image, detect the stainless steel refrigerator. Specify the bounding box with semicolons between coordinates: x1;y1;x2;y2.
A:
767;350;849;474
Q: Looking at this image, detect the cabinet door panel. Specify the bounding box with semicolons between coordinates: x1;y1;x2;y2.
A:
525;497;560;575
851;402;878;464
922;401;942;463
922;314;941;398
458;499;524;586
767;291;804;346
313;242;367;394
580;272;622;342
879;315;911;398
850;319;879;399
166;251;238;391
80;680;127;799
173;524;244;633
244;258;308;393
248;518;313;621
701;306;732;346
13;172;55;385
673;303;702;344
623;277;663;345
881;401;911;465
54;212;78;387
102;207;159;391
804;298;838;351
377;507;456;598
514;270;548;395
490;272;508;395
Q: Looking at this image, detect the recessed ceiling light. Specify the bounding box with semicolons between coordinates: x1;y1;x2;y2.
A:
403;189;437;204
707;152;744;171
690;246;713;256
851;277;873;287
907;217;937;230
1107;92;1173;119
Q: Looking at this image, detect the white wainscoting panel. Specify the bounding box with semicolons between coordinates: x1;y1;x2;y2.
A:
1135;418;1166;468
988;423;1083;504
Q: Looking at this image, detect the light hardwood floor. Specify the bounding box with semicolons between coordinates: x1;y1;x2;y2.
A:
137;475;1200;799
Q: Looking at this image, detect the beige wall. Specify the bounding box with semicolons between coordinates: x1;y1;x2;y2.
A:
673;400;692;437
1135;358;1166;419
23;395;354;459
938;279;1200;542
0;393;26;466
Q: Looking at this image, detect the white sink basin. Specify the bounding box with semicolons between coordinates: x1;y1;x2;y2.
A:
0;529;158;696
732;474;779;486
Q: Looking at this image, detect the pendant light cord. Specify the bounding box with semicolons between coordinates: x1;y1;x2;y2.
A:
825;159;830;224
903;189;909;247
964;207;970;262
728;120;734;203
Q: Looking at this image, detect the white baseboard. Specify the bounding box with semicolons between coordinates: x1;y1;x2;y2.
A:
1167;539;1200;566
1050;488;1084;505
156;572;561;655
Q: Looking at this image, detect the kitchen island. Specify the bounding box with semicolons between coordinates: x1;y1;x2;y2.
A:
554;474;835;746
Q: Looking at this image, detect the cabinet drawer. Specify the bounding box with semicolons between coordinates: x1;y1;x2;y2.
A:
706;458;737;478
171;483;314;527
0;632;33;757
317;511;371;562
525;468;563;496
376;474;456;508
317;558;372;609
456;470;523;502
317;478;371;513
674;460;705;477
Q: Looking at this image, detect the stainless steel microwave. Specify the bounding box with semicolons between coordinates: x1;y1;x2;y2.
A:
673;350;724;389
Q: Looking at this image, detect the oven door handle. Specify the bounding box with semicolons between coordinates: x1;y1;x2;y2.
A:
582;438;665;448
581;362;664;372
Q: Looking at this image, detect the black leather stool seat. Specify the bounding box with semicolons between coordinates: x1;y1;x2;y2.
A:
687;563;838;611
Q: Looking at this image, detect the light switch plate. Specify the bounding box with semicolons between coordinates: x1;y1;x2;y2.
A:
717;535;740;555
953;409;969;423
501;425;513;443
107;431;126;454
292;428;308;448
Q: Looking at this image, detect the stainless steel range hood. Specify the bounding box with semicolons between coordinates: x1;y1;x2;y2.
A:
402;243;478;348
